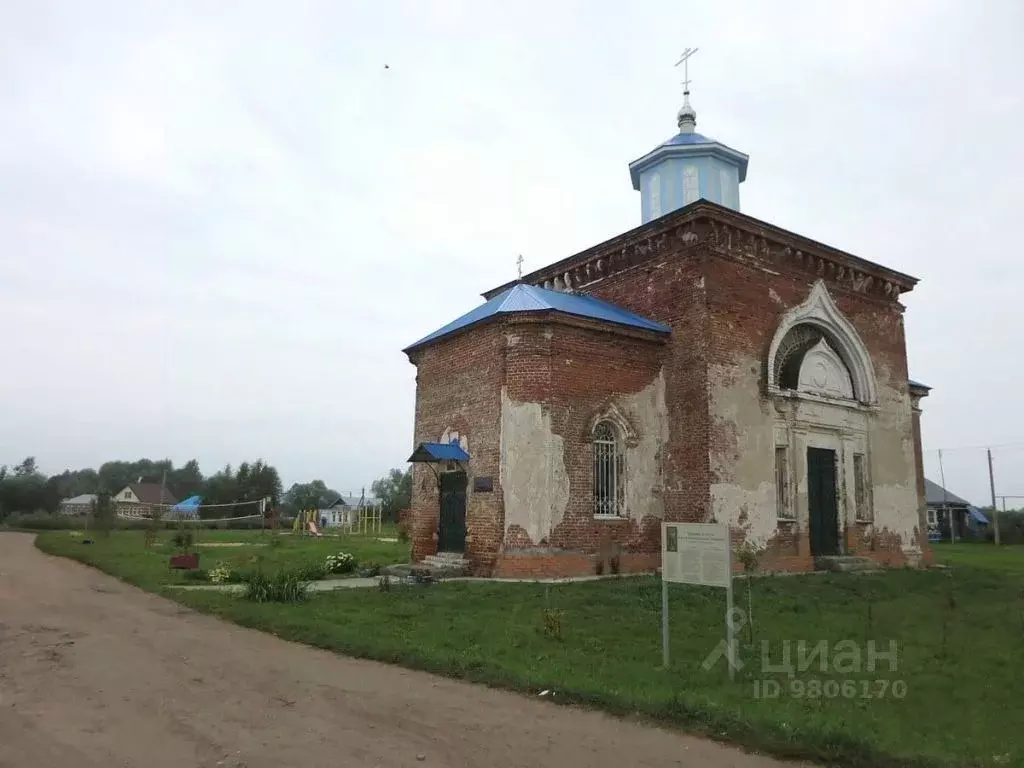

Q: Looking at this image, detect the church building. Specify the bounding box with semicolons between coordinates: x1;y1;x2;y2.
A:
403;70;933;577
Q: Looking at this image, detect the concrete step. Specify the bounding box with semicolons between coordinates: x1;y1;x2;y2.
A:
427;551;469;563
383;557;471;581
424;553;469;568
814;556;879;573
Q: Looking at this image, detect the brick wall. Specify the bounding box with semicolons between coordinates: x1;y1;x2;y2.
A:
580;246;713;525
505;320;666;556
407;323;505;572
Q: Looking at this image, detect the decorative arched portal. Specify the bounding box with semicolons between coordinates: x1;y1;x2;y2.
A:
766;280;877;405
766;281;877;560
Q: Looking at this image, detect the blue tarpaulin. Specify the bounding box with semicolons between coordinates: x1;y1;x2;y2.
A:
171;495;202;518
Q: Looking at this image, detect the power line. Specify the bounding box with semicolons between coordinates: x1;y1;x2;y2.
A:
922;442;1024;454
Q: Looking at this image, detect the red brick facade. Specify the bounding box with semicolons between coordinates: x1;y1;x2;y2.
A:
407;200;932;577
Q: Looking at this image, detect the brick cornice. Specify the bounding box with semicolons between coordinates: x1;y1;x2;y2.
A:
484;200;918;306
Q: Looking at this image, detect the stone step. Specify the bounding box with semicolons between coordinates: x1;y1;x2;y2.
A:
814;556;879;573
424;555;469;568
384;560;469;580
428;551;469;562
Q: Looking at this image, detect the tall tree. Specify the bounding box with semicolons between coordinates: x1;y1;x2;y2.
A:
170;459;204;499
371;468;412;522
283;480;337;512
14;456;38;476
201;465;238;510
0;458;47;515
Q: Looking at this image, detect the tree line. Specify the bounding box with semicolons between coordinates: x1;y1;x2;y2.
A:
0;456;412;522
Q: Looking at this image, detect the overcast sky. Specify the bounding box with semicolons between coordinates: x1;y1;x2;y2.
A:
2;0;1021;503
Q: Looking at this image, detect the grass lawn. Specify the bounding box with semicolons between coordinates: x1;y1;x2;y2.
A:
934;541;1024;576
36;533;1024;767
34;529;408;589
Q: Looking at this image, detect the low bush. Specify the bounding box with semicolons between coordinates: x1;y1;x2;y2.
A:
396;521;410;543
171;529;195;550
540;608;565;640
241;570;310;604
208;563;235;584
324;552;357;575
294;562;328;581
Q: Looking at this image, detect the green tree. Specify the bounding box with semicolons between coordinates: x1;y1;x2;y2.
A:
14;456;38;476
169;459;204;499
0;457;47;514
96;458;173;494
371;468;412;522
235;459;283;506
89;492;117;538
283;480;337;512
201;465;238;510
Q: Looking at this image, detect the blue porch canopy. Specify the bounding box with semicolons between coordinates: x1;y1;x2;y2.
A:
407;441;470;463
967;506;989;524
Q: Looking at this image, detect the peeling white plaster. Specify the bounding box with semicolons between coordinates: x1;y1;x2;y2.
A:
619;373;668;521
439;428;468;454
500;389;569;544
711;482;778;548
710;353;920;557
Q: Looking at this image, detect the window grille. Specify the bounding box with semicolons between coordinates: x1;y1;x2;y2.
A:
593;421;624;517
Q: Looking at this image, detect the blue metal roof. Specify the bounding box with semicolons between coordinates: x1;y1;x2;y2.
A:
408;441;471;463
660;131;715;146
404;283;670;352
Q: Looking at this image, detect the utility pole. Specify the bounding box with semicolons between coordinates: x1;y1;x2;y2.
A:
987;448;1001;545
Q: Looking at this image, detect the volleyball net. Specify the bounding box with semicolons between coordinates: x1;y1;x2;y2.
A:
116;496;270;524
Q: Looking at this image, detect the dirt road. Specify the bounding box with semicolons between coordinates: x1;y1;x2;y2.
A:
0;533;799;768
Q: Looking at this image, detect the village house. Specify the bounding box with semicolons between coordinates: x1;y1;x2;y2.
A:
404;77;932;578
113;482;178;518
59;493;97;516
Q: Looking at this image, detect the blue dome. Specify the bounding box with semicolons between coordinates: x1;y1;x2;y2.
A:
660;132;715;147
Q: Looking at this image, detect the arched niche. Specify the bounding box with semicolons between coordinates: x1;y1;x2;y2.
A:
766;281;877;405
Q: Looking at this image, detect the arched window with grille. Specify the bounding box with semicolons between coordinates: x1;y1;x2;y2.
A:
593;421;624;517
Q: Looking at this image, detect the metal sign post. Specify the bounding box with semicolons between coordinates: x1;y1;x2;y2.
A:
661;522;734;677
725;541;735;681
661;574;670;668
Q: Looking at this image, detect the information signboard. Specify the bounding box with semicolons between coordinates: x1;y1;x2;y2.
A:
660;522;735;676
662;522;731;588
